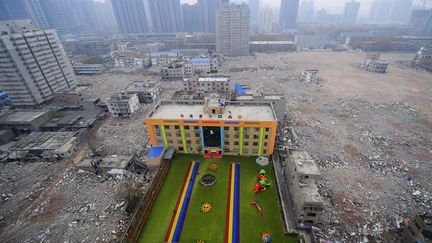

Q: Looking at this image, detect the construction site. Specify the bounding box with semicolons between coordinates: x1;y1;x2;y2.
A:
0;50;431;242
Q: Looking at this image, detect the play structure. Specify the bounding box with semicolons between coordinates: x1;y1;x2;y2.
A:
256;156;270;166
253;169;271;193
249;201;265;218
261;233;272;243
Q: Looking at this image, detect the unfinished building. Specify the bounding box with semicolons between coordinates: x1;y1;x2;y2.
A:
414;47;432;72
283;150;324;226
107;93;139;118
182;75;230;93
123;81;160;103
300;70;320;83
363;53;388;73
0;110;52;134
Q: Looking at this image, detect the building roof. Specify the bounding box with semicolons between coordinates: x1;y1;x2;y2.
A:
147;100;276;121
146;146;165;158
0;111;48;124
198;76;229;82
290;150;321;176
12;132;77;151
191;57;210;63
249;41;295;44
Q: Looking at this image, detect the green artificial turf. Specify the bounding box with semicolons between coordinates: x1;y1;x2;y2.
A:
138;154;298;243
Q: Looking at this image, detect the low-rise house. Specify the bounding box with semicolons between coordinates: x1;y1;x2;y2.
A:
108;93;139;118
123;81;160;103
182;75;230;92
283;150;324;226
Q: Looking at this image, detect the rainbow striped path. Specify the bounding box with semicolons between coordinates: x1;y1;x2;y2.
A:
225;163;240;243
165;161;200;243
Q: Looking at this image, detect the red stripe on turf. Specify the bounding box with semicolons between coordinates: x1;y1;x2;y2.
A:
224;163;233;243
164;161;193;242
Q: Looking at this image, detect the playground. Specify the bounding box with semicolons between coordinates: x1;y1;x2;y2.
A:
138;154;298;243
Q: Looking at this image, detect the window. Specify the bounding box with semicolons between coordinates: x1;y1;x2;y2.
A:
224;148;230;152
263;149;267;154
157;139;164;144
195;132;200;137
253;135;259;139
244;142;249;146
166;132;172;137
233;149;239;153
234;127;239;131
224;127;229;131
234;134;239;139
179;147;184;151
254;128;260;132
252;149;258;154
194;126;200;131
186;140;191;144
234;141;239;146
307;213;317;217
185;126;190;130
164;125;170;129
243;127;249;132
243;149;248;153
225;134;229;139
224;141;230;145
265;128;270;132
253;142;259;146
264;142;268;146
177;140;182;144
264;135;269;139
244;134;249;139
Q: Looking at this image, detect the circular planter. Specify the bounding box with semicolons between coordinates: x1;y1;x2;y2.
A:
200;172;217;187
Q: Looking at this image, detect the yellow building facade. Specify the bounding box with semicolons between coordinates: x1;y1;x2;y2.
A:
145;99;278;156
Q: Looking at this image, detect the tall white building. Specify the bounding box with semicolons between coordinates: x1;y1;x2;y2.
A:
259;5;273;33
0;19;76;106
216;3;250;57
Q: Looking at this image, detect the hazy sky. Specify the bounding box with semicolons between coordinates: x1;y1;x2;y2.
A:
95;0;429;18
181;0;428;17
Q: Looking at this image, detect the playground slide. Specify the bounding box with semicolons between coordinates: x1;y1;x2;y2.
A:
165;161;200;243
225;163;240;243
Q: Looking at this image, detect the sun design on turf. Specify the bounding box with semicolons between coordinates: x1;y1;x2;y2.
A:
200;202;212;213
196;240;205;243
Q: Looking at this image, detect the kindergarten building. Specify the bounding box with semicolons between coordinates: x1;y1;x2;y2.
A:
145;98;278;156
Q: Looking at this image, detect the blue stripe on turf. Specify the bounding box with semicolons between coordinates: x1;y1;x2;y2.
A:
172;161;200;242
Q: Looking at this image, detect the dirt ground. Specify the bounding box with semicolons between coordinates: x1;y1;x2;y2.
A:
222;51;432;241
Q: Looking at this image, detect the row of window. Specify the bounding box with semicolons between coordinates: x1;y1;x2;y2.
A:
157;125;270;132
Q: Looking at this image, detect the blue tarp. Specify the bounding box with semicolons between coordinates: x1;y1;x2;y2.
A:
146;146;165;158
235;83;246;95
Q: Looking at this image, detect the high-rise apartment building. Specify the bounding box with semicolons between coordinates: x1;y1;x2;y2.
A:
216;3;250;57
258;6;273;33
0;20;76;106
249;0;260;23
0;0;49;28
111;0;149;33
39;0;80;34
182;3;200;32
93;0;117;31
196;0;222;32
408;9;432;33
148;0;183;33
389;0;413;23
370;0;393;23
279;0;300;30
342;0;360;25
298;1;315;23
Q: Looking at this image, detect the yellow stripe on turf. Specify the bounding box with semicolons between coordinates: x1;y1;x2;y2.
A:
228;164;235;243
167;161;195;242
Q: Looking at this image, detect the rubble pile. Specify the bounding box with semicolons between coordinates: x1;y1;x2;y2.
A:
0;160;154;242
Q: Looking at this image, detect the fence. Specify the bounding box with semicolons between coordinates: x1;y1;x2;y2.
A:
121;159;172;242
